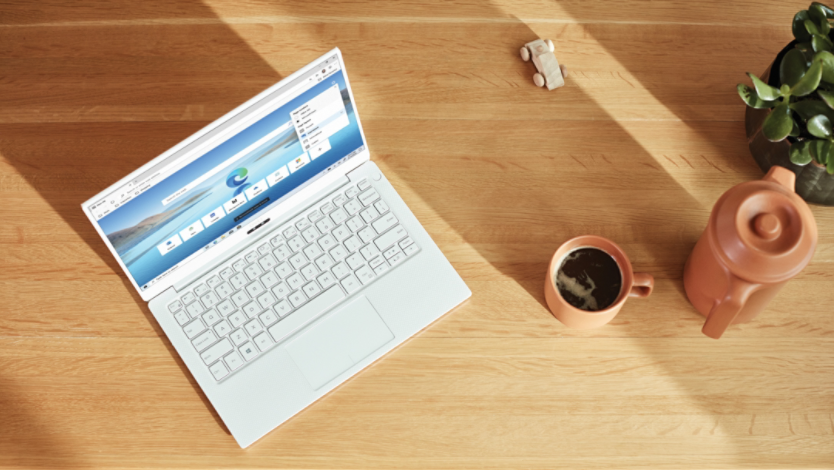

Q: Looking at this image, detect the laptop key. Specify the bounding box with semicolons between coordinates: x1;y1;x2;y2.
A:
345;186;359;199
303;243;323;260
220;267;235;279
183;318;206;339
229;311;247;328
302;281;322;298
233;259;247;271
320;202;335;214
239;342;258;362
207;276;222;289
403;243;419;257
209;361;229;380
194;283;210;296
295;218;311;231
358;178;371;190
330;245;348;262
358;226;376;244
173;311;190;326
372;213;398;234
287;236;305;252
274;300;292;317
286;273;304;291
215;282;233;299
168;300;183;313
230;329;248;346
259;310;278;328
341;274;361;294
257;243;271;255
332;225;351;242
316;217;335;234
275;262;293;279
257;292;277;309
231;290;249;308
358;189;380;206
272;282;290;299
242;302;261;318
224;351;244;371
244;263;262;280
374;224;407;251
332;262;350;279
355;266;375;285
186;301;205;318
245;319;264;337
283;226;298;239
202;309;221;326
346;252;365;270
202;339;233;364
373;260;391;276
230;272;248;290
201;291;219;308
273;244;292;261
374;200;389;214
254;333;273;352
193;330;217;352
330;208;348;225
332;194;346;206
289;290;308;308
214;320;232;338
245;280;266;298
361;243;380;260
181;292;196;305
317;271;336;289
244;251;258;263
260;271;279;289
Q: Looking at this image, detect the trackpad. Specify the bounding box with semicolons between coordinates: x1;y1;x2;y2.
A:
286;296;394;390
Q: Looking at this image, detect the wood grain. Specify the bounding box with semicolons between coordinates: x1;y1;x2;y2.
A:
1;0;832;468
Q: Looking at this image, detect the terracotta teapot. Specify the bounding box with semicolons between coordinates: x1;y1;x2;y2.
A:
683;166;817;339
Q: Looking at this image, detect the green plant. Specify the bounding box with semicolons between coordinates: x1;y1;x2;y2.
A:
737;2;834;174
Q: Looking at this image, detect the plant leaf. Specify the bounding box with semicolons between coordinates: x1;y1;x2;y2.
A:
828;159;834;173
812;2;834;17
810;139;831;164
792;60;823;96
812;34;834;52
810;4;831;34
747;72;782;100
808;114;833;137
819;89;834;109
790;140;814;165
792;99;834;120
791;119;801;137
781;48;809;87
737;84;778;108
794;11;813;41
806;18;821;35
815;50;834;82
762;103;794;142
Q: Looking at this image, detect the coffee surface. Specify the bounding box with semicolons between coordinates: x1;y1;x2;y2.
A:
556;247;622;311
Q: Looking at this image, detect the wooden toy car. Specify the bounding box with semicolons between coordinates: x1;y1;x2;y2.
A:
520;39;568;90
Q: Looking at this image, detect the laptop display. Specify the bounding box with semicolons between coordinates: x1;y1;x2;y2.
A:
85;54;366;292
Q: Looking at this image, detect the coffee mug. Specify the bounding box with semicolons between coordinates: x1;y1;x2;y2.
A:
544;235;654;329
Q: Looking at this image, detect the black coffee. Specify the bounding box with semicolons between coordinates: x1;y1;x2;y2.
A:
555;247;622;311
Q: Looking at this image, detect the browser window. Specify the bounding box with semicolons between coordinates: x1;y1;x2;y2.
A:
86;54;366;292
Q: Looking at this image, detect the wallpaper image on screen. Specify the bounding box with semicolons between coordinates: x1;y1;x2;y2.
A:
97;69;364;288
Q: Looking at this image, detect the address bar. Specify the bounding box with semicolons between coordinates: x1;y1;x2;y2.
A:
161;120;293;206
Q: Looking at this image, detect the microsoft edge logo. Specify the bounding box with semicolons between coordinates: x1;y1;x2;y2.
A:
226;168;251;196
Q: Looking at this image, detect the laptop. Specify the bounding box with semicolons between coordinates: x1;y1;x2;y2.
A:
81;48;471;448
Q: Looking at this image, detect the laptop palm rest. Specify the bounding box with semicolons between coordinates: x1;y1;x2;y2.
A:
286;296;394;390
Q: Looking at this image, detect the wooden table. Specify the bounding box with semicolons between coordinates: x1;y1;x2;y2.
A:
2;1;832;468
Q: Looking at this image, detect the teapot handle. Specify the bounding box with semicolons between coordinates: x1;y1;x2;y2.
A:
701;277;759;339
762;166;796;192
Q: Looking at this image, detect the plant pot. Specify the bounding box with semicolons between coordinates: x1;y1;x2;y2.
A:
745;40;834;205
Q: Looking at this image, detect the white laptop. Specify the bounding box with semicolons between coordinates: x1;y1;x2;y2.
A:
82;48;470;448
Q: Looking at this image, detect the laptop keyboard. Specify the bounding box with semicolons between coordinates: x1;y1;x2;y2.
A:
165;178;420;382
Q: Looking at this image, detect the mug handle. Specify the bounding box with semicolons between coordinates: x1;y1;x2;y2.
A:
629;272;654;298
701;277;759;339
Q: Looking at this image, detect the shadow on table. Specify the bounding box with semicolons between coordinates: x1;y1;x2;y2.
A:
0;0;280;463
0;377;84;468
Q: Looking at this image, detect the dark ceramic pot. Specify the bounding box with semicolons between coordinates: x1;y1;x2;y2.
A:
745;40;834;205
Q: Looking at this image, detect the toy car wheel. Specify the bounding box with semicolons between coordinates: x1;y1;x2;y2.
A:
560;64;569;78
533;73;545;87
520;47;530;62
546;39;555;52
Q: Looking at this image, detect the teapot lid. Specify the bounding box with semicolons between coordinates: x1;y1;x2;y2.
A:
708;166;818;284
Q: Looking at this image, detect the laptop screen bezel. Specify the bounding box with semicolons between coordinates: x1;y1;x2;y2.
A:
80;48;370;302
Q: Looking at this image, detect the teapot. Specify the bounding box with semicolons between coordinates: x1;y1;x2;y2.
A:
683;166;818;339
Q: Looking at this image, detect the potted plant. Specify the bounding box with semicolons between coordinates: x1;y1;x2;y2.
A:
739;2;834;205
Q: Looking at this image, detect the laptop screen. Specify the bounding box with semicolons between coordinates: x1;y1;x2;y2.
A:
85;53;366;293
